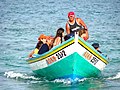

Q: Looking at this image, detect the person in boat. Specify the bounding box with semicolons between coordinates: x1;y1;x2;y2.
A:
38;35;54;55
53;28;64;47
29;34;54;57
28;34;46;58
65;11;89;40
92;43;102;54
46;36;54;49
38;35;54;50
78;28;88;41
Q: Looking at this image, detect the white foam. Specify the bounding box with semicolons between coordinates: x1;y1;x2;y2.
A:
53;78;86;85
4;71;87;84
4;71;39;80
107;72;120;80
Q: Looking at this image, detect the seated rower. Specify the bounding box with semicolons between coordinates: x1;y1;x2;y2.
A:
53;28;64;47
66;11;89;40
38;36;54;55
46;36;54;49
78;29;88;41
28;34;46;58
92;43;102;54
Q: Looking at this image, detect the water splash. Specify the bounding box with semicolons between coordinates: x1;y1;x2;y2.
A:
4;71;86;84
4;71;39;80
107;72;120;80
53;78;86;85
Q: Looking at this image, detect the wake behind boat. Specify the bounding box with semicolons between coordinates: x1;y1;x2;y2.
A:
26;32;108;81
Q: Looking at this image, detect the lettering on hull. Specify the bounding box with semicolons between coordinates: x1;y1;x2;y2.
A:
83;51;99;65
46;50;67;65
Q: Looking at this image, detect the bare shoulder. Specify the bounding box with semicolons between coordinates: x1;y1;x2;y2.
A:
66;22;69;27
56;37;61;40
76;18;82;21
66;22;68;25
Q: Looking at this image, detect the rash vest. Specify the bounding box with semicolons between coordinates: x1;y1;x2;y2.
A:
68;19;83;34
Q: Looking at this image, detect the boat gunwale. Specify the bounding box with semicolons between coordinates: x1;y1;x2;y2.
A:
78;37;109;64
27;36;108;65
27;37;75;63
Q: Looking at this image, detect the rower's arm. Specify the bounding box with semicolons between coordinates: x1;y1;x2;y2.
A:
77;18;89;40
66;23;70;34
77;18;88;30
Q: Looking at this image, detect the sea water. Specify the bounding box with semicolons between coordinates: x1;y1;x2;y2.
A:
0;0;120;90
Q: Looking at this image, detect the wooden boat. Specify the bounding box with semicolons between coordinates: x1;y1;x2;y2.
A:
26;32;108;80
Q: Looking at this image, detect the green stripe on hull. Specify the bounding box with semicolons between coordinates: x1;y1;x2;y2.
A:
33;52;101;80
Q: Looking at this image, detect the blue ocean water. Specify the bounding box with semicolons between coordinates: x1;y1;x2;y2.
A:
0;0;120;90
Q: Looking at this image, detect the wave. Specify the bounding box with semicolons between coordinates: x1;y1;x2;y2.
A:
4;71;86;84
107;72;120;80
4;71;40;80
4;71;88;85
